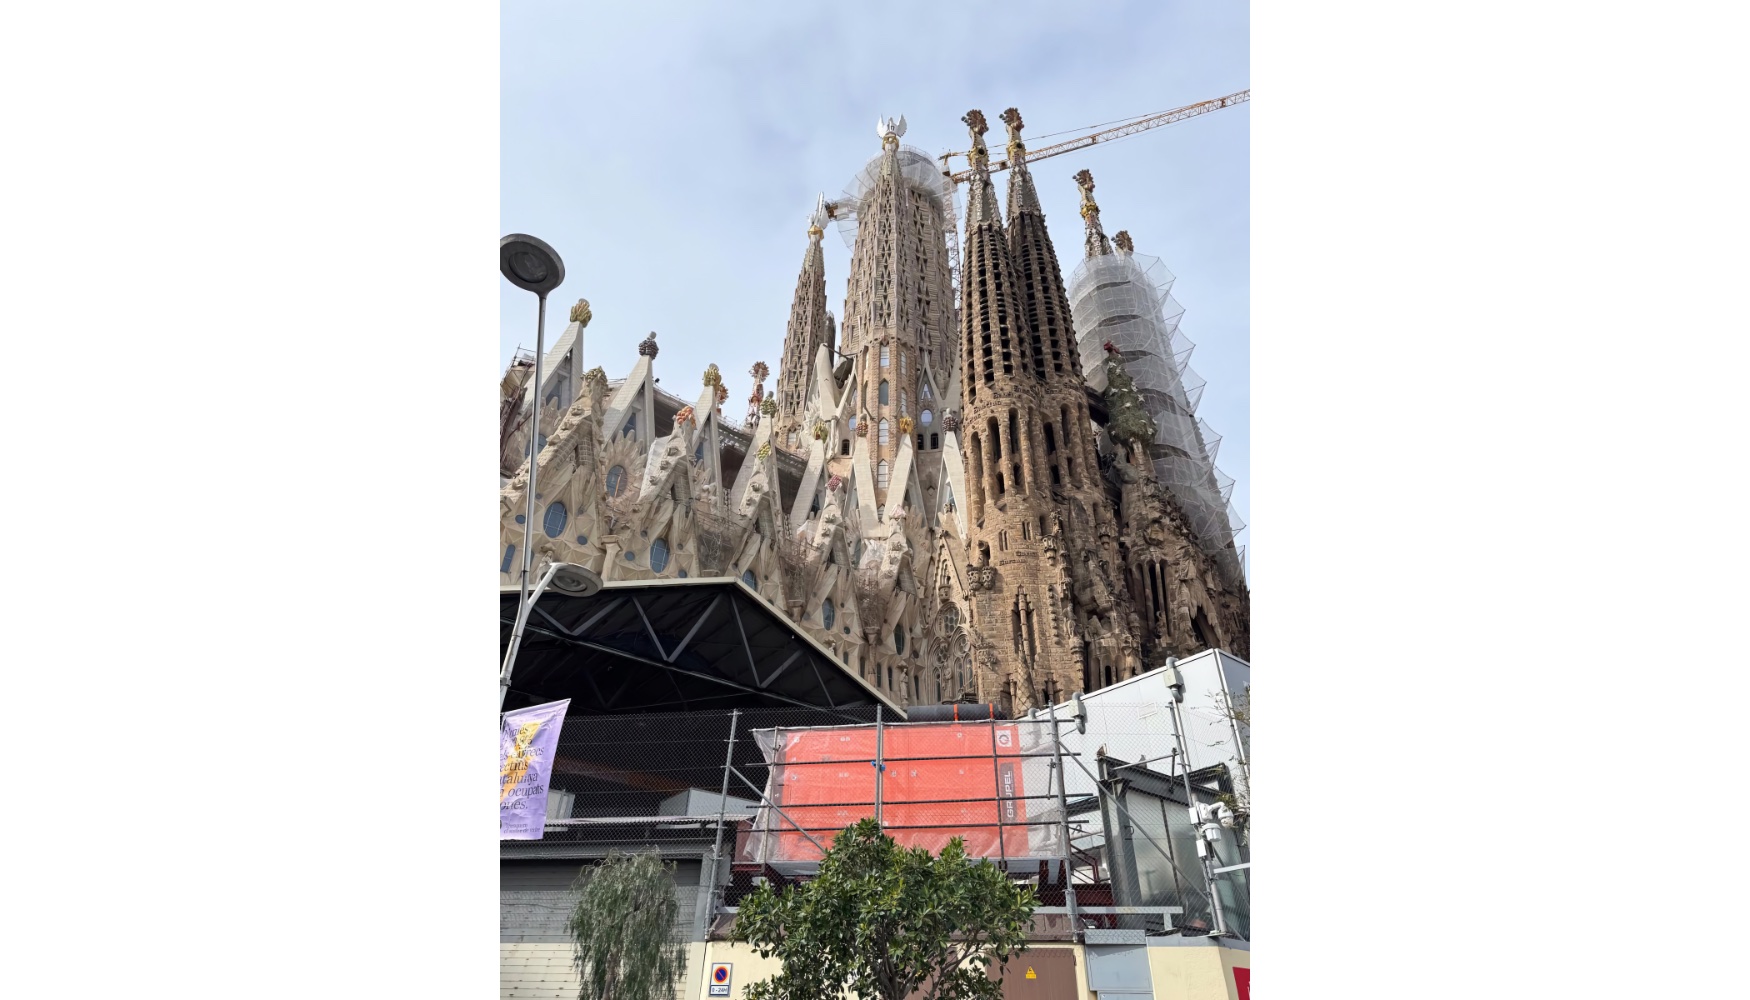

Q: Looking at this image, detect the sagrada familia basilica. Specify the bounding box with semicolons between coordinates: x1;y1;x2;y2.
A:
499;109;1249;715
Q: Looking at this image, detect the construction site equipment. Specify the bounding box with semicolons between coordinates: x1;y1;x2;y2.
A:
944;90;1249;185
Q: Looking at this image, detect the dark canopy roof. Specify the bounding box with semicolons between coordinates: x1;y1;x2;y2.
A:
500;578;902;717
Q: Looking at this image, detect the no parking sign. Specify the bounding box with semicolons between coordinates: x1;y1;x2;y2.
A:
708;963;732;997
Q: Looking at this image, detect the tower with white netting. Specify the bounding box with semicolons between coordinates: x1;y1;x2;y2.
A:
1066;172;1246;587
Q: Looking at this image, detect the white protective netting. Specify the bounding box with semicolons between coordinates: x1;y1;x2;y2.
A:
832;145;958;248
1068;250;1245;584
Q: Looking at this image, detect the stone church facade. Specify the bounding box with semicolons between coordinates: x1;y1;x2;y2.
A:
500;110;1247;716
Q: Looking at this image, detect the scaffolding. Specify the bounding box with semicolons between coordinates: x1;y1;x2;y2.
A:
1068;249;1246;585
830;145;959;250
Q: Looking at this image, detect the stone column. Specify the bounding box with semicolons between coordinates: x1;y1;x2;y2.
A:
1076;401;1099;485
967;431;985;521
1017;406;1038;499
985;416;1003;503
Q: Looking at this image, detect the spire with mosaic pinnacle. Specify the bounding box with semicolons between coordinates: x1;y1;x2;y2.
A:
1075;169;1113;259
1002;107;1071;382
958;108;1035;406
999;108;1106;515
956;107;1104;716
774;193;833;449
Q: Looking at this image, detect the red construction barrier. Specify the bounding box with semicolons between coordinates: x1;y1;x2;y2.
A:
757;722;1031;860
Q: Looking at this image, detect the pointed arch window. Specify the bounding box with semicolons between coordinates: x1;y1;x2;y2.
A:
880;345;890;368
605;465;627;498
899;391;908;416
878;420;890;446
878;380;890;405
877;460;890;489
921;382;932;401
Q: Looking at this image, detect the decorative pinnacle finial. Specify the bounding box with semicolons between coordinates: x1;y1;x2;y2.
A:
963;110;990;171
1001;107;1022;160
1077;170;1112;257
638;332;659;357
877;114;907;150
1114;230;1134;253
569;299;592;326
703;363;722;388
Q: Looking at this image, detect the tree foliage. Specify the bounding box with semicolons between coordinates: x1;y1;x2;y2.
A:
734;820;1037;1000
565;850;688;1000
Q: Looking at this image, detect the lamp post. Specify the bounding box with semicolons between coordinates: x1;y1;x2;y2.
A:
500;234;569;709
501;561;603;708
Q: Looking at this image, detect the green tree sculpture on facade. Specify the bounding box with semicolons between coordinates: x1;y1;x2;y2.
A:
1101;342;1157;462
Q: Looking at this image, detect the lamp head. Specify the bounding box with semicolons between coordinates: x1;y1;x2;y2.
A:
500;234;566;295
547;563;603;598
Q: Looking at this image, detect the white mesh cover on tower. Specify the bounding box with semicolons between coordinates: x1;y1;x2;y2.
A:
833;146;956;248
1068;250;1244;584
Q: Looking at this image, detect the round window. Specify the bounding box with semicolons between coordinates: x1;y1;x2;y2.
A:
920;409;933;426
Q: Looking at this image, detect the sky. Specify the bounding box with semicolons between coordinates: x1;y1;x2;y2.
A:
501;0;1249;567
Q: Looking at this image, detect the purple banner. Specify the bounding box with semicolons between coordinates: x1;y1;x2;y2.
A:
500;699;570;840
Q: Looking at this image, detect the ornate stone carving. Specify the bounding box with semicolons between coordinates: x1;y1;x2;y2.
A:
638;332;659;357
569;299;592;325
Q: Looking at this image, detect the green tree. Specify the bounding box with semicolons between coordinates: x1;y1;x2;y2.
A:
734;820;1037;1000
564;850;688;1000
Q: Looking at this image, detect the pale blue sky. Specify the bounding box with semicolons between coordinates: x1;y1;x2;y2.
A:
501;0;1249;564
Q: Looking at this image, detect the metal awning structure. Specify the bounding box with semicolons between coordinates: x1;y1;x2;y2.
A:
500;578;903;717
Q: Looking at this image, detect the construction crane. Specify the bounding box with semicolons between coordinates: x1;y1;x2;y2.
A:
942;88;1250;185
825;89;1248;304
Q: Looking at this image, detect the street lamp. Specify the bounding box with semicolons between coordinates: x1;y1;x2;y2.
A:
501;560;603;709
501;233;568;709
